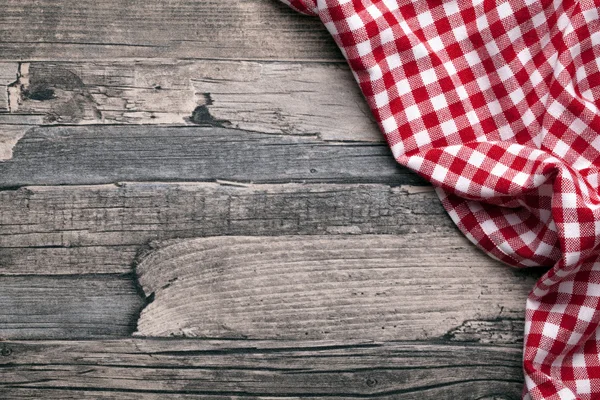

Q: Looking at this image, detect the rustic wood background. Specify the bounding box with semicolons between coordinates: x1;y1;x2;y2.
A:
0;0;546;398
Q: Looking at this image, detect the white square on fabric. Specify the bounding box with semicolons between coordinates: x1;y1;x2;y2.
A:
374;90;390;108
346;14;365;31
565;251;582;265
497;2;513;18
390;141;405;158
368;65;383;80
468;151;486;168
480;219;500;234
380;27;395;45
386;54;402;70
572;353;586;367
507;25;522;42
396;79;411;96
443;2;460;15
464;50;482;67
417;10;434;27
553;140;570;158
431;94;448;110
583;7;600;23
428;36;444;52
522;109;536;126
440;119;458;134
456;176;472;193
562;223;581;239
432;164;449;182
513;171;529;186
576;380;592;395
488;100;503;116
558;280;574;293
517;48;533;65
567;331;583;345
406;155;425;171
381;116;398;133
443;61;457;76
420;68;438;85
382;0;399;12
542;322;560;339
570;118;587;134
466;110;479;125
578;305;596;322
586;283;600;297
413;42;429;59
485;40;501;56
405;104;421;121
452;25;468;41
366;4;383;19
534;241;554;257
477;75;492;91
356;40;373;57
414;130;432;147
456;85;469;100
555;388;578;399
533;349;549;365
509;87;525;105
490;163;509;177
561;192;577;208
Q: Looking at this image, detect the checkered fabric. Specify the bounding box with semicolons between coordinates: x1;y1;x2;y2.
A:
280;0;600;398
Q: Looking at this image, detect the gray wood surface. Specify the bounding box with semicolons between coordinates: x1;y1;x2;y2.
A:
1;182;544;341
0;183;447;275
0;0;341;61
0;339;524;399
0;0;536;396
135;235;537;340
0;62;18;113
0;274;143;339
0;125;421;188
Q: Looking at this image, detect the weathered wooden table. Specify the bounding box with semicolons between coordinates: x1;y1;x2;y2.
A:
0;1;545;398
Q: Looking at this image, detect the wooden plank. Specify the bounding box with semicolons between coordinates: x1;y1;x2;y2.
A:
0;115;43;161
0;125;419;187
0;339;524;398
134;235;538;340
0;0;341;62
0;62;19;112
10;61;382;142
0;183;449;275
0;274;144;339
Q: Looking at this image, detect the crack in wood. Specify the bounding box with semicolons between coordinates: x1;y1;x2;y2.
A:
6;62;27;113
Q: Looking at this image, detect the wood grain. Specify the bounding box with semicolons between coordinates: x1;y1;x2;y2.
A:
0;339;524;399
134;235;537;341
0;116;43;161
0;125;420;187
0;183;543;341
0;0;341;62
0;274;144;339
0;182;449;275
0;62;18;112
9;61;382;142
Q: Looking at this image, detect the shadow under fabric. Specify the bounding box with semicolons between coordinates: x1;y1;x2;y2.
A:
278;0;600;398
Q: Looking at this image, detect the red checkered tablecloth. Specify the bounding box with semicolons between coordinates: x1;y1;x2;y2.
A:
280;0;600;398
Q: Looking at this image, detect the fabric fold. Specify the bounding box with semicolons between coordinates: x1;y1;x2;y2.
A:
278;0;600;398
